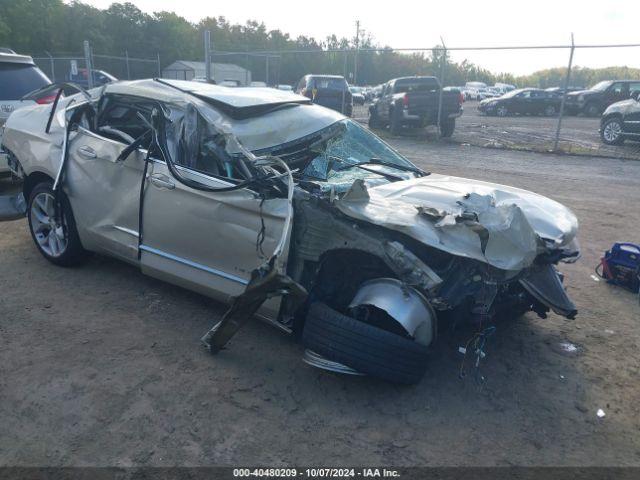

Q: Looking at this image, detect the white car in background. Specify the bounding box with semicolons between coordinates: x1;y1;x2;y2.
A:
0;50;52;175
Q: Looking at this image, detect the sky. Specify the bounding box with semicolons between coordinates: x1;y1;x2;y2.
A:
82;0;640;75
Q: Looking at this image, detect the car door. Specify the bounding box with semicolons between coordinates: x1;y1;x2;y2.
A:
606;82;628;108
511;90;530;114
138;105;290;316
377;82;393;122
64;96;152;263
623;82;640;134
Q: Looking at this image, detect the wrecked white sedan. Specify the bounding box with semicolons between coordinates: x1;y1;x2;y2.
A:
1;79;580;383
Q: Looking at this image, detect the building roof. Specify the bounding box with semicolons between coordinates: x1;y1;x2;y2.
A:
162;60;249;73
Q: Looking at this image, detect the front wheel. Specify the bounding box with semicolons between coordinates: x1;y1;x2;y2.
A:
368;108;381;129
389;109;402;135
496;105;508;117
27;182;88;266
302;302;429;384
600;117;624;145
440;118;456;137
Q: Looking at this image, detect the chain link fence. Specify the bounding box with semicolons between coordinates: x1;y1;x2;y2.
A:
203;33;640;160
32;44;160;85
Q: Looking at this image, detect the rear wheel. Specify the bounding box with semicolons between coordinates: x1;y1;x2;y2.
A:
600;117;624;145
440;118;456;138
302;302;430;384
584;102;601;117
544;105;557;116
27;182;88;266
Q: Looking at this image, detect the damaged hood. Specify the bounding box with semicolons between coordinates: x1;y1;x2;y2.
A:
335;174;578;272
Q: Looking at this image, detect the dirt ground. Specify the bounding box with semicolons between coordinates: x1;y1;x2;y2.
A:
1;138;639;467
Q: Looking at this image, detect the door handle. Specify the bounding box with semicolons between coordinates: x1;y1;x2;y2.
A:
149;173;175;190
78;145;97;159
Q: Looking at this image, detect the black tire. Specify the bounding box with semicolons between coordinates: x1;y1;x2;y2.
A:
302;302;429;384
27;181;88;267
584;102;601;117
440;118;455;138
368;108;381;129
544;105;557;117
496;105;508;117
389;108;402;135
600;117;625;145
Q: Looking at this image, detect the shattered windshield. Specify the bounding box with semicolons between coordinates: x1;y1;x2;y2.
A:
300;119;420;188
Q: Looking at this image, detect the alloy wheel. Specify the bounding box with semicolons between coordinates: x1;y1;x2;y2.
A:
30;192;68;257
603;120;622;143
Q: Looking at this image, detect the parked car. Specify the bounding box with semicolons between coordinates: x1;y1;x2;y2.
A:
295;74;353;116
250;81;267;88
0;50;52;175
349;86;366;105
565;80;640;116
1;78;579;383
599;92;640;145
478;88;561;117
67;68;117;88
368;76;464;136
544;86;584;95
276;84;293;91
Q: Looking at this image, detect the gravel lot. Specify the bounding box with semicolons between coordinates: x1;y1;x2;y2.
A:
354;101;640;160
1;137;639;467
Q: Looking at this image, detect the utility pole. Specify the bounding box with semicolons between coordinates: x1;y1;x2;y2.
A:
204;30;212;83
353;20;360;86
83;40;94;89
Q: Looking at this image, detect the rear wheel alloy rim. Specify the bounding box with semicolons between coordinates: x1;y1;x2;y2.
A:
546;106;556;116
30;192;68;257
603;121;622;142
497;106;507;116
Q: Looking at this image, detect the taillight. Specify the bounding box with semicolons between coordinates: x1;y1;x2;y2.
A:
458;92;464;104
36;94;58;104
402;93;409;107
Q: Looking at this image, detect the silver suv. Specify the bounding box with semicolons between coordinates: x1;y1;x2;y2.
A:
0;49;51;175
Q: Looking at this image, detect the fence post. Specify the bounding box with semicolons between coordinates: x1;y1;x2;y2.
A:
125;50;131;79
157;53;161;77
342;49;347;115
266;55;269;86
437;38;446;137
354;20;360;86
204;30;212;83
45;51;55;82
83;40;94;89
554;33;575;152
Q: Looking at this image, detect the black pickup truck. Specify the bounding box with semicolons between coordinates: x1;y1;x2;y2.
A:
368;76;463;136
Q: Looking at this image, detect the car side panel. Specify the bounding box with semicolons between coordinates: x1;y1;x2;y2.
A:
139;161;289;317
